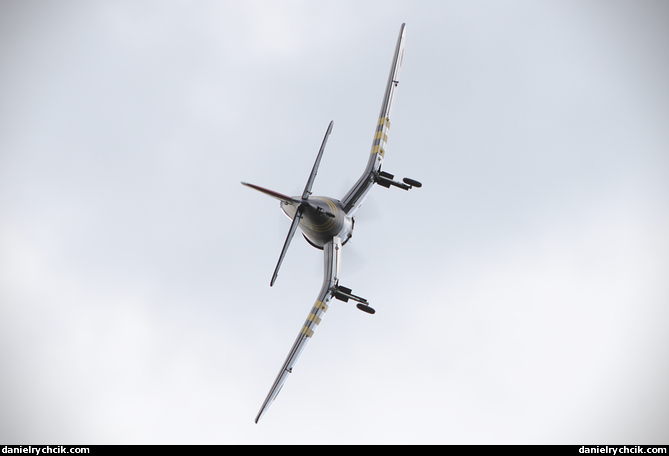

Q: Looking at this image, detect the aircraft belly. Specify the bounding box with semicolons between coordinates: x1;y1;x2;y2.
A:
301;229;337;248
299;215;345;247
299;197;351;248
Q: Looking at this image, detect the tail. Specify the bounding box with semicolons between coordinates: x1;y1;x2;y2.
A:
241;121;334;286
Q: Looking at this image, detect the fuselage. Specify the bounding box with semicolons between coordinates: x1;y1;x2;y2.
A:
280;196;353;249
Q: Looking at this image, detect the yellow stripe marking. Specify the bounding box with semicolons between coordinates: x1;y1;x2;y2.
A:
371;145;385;156
374;131;388;142
377;117;391;127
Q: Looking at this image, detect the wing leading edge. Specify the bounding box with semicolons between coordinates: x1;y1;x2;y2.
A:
340;23;406;215
255;235;342;423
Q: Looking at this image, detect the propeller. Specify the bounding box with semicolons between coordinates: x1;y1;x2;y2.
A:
269;121;334;286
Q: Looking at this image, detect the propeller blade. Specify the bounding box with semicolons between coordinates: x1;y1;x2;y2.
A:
270;205;303;287
301;121;333;200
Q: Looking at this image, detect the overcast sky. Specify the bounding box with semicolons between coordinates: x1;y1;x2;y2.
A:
1;0;668;444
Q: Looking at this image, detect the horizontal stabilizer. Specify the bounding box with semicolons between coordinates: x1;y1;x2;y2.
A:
241;182;300;204
270;206;302;287
302;121;333;199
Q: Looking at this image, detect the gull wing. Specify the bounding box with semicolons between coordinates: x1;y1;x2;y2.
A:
255;235;342;423
341;23;406;215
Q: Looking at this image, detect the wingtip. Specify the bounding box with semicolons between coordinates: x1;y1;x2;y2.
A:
255;407;267;424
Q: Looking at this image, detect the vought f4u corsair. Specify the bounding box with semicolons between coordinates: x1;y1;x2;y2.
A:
242;24;421;423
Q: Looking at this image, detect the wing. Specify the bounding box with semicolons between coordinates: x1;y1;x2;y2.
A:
340;23;406;215
254;235;342;423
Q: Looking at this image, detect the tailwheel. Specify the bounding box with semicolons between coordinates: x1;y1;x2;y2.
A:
356;303;376;314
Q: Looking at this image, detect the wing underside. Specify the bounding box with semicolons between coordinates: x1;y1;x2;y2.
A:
340;23;406;215
255;235;342;423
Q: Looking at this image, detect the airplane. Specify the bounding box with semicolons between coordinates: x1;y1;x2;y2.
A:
242;23;421;423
